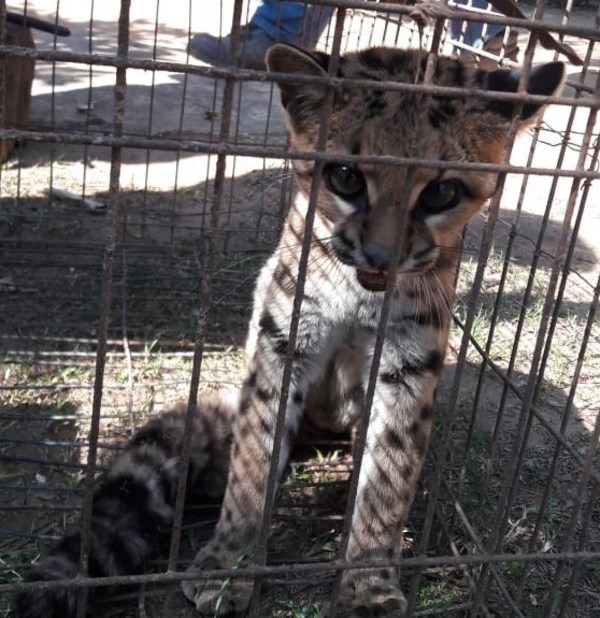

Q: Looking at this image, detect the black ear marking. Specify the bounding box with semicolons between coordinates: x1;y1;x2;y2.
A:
486;61;565;121
265;43;330;110
266;43;330;76
308;49;331;73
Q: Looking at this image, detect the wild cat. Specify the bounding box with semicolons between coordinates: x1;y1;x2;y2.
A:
15;44;564;617
181;45;564;616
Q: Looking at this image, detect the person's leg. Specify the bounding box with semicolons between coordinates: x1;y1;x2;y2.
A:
189;1;333;70
451;0;504;51
251;1;333;45
251;1;306;43
450;0;518;69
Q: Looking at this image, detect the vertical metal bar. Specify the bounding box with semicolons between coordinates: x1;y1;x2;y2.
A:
192;0;222;240
469;43;599;618
557;414;600;616
0;0;6;188
250;85;278;246
120;251;135;432
80;0;96;221
75;1;131;616
405;22;537;618
140;0;161;241
513;54;598;602
46;0;60;210
249;8;346;614
168;4;196;249
161;3;245;614
224;0;255;253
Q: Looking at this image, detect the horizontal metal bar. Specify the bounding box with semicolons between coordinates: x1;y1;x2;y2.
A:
0;505;80;512
310;0;600;41
0;379;224;393
0;436;121;450
3;549;599;595
0;45;597;109
0;484;83;493
0;455;105;471
0;529;61;542
0;129;598;180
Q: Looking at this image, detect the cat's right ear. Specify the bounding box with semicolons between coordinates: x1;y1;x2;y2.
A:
485;61;566;124
266;44;330;123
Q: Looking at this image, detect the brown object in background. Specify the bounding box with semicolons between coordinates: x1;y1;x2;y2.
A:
0;21;35;163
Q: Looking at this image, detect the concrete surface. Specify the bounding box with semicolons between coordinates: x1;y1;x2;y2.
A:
7;0;600;273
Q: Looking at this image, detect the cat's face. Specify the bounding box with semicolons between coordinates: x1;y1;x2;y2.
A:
267;45;565;291
323;160;499;291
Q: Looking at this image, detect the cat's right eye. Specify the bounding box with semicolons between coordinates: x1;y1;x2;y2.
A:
417;179;465;215
323;163;366;200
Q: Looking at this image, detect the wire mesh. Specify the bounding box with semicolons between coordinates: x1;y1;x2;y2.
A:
0;0;599;617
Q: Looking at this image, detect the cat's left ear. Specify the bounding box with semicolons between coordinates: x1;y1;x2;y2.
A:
266;43;331;126
485;61;566;123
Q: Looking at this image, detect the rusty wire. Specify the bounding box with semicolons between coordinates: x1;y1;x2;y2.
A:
1;0;599;616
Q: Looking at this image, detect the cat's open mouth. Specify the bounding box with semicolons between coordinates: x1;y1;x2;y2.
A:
356;268;388;292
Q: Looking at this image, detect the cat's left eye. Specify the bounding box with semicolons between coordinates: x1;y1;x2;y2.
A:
323;163;366;199
418;179;465;214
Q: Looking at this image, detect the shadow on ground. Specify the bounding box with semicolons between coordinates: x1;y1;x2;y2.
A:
0;167;598;616
20;76;286;169
0;167;597;348
1;356;596;617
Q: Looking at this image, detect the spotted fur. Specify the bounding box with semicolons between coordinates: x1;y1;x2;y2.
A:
14;394;234;618
181;45;565;617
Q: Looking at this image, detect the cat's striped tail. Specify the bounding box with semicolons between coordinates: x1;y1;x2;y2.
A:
14;393;235;618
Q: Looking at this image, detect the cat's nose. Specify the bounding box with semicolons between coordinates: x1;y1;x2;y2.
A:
363;242;391;270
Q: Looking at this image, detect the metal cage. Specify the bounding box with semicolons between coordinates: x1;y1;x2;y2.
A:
0;0;599;616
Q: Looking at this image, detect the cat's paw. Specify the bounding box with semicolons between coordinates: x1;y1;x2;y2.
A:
181;546;253;615
326;569;407;617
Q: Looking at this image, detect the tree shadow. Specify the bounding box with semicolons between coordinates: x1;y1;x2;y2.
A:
11;12;287;168
26;15;189;75
0;401;81;616
406;356;600;616
1;167;596;348
20;75;287;168
4;353;595;617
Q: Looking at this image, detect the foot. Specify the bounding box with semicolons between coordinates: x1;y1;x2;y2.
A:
181;543;254;615
188;25;275;70
325;568;407;617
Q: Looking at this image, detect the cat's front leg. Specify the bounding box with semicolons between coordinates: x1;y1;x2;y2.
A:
333;335;444;617
181;309;318;615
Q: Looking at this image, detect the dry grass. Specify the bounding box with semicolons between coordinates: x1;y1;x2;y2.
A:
2;169;600;616
2;51;600;618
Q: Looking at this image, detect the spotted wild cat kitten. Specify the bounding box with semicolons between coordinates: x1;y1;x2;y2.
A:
180;45;565;616
15;45;564;618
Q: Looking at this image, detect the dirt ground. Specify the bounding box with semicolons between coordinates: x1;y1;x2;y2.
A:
1;1;600;617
